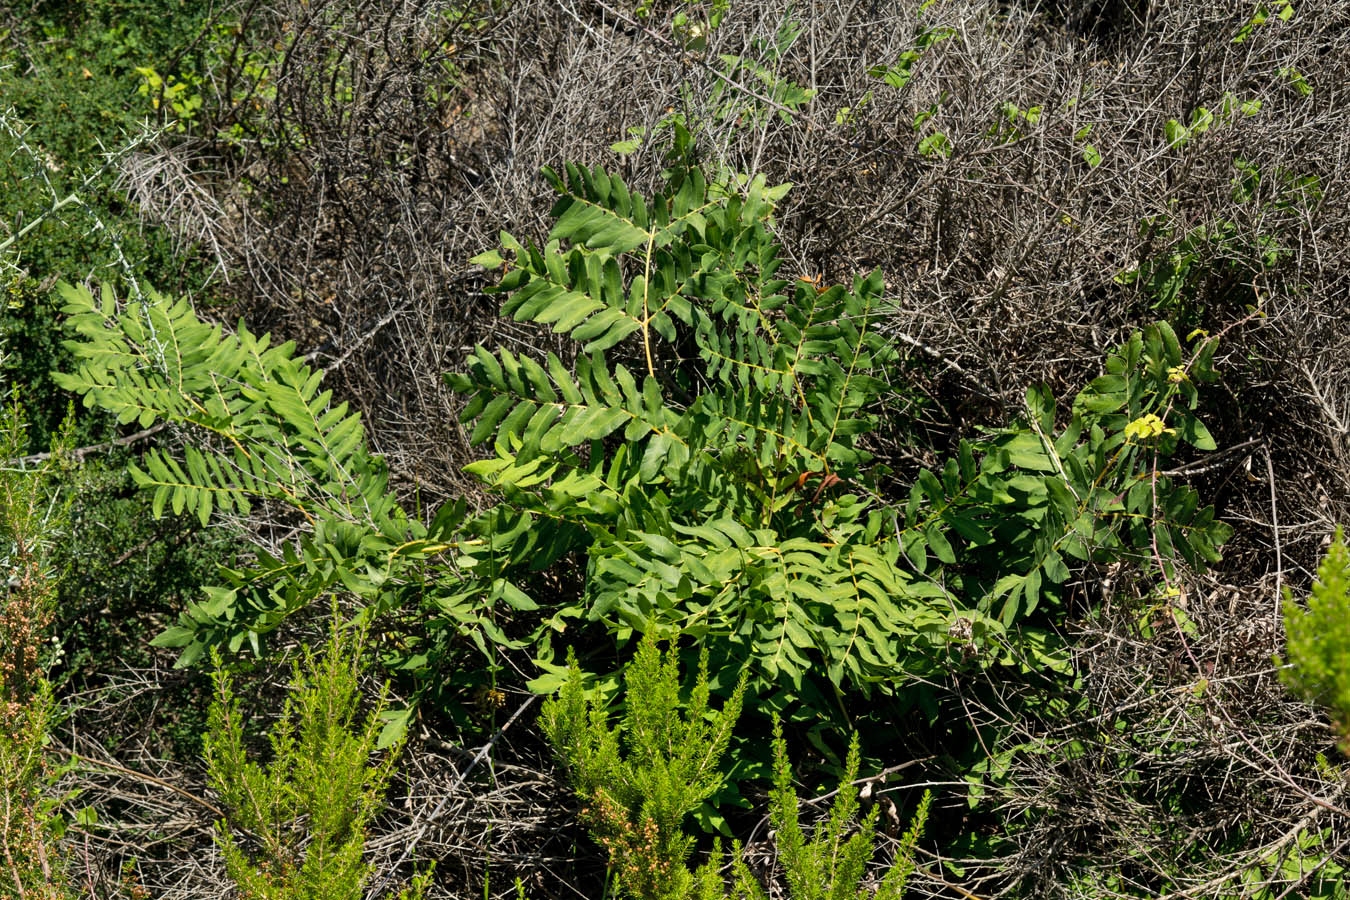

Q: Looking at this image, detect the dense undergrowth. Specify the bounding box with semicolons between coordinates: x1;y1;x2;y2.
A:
4;0;1350;898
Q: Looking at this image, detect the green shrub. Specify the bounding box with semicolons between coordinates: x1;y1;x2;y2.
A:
51;276;518;733
541;633;930;900
0;393;76;899
0;678;73;900
1280;526;1350;752
448;153;1232;726
204;614;430;900
54;145;1232;753
540;634;747;900
765;718;929;900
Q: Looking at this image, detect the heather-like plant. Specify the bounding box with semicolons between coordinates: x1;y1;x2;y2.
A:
542;633;931;900
0;678;71;900
1280;526;1350;753
540;633;747;900
765;717;929;900
0;392;76;899
204;615;430;900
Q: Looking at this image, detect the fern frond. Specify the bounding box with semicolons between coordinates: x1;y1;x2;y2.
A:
55;281;394;530
449;347;680;464
490;163;724;358
54;282;523;671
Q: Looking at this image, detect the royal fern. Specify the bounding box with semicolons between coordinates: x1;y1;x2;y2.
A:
55;282;392;529
450;159;994;704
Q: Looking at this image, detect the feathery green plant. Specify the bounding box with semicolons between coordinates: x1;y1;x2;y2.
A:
765;716;929;900
541;633;931;900
53;281;391;530
451;156;962;701
540;633;747;900
204;614;431;900
453;154;1232;713
0;393;77;900
1280;526;1350;753
49;275;544;736
51;281;479;671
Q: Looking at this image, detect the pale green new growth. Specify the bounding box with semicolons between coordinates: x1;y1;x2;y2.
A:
540;633;747;900
541;635;928;900
767;716;929;900
204;618;428;900
1281;526;1350;751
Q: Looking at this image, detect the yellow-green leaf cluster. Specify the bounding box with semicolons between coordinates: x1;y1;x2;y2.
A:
1281;526;1350;750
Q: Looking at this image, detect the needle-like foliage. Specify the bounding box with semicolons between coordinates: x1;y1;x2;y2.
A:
204;616;429;900
540;633;746;900
1281;526;1350;753
0;394;77;900
767;716;929;900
